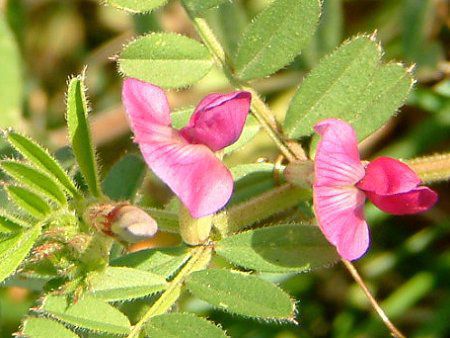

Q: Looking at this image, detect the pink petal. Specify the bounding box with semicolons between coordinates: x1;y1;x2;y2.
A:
122;78;171;138
313;186;369;260
123;78;233;218
180;91;251;151
365;187;438;215
356;157;421;195
314;119;365;187
139;136;233;218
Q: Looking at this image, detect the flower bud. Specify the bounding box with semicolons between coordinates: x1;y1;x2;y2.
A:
284;160;314;188
86;203;158;244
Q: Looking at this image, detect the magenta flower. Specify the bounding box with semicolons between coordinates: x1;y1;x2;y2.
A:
122;78;251;218
313;118;438;261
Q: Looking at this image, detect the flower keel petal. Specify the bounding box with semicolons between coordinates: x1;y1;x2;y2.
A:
365;187;438;215
180;91;251;151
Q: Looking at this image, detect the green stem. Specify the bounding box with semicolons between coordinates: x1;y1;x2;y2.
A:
184;10;303;161
127;245;212;338
214;184;311;236
406;153;450;183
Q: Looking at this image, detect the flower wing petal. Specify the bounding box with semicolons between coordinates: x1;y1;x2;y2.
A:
180;91;251;151
357;157;421;195
365;187;438;215
314;186;369;260
140;138;233;218
314;119;365;187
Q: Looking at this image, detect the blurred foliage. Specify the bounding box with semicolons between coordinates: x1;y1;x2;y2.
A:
0;0;449;337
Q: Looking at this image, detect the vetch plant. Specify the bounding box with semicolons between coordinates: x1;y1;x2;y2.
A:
0;1;448;338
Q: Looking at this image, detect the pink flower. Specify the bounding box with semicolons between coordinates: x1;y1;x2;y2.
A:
313;118;438;261
122;78;251;218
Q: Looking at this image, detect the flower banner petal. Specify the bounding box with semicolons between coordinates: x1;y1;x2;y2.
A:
180;91;251;151
366;187;438;215
313;186;369;260
314;119;365;187
357;157;421;195
139;137;233;218
122;78;171;138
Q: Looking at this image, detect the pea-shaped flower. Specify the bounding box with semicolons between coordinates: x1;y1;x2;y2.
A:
122;78;251;218
313;118;438;261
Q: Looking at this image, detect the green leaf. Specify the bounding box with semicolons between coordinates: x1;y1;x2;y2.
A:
0;225;41;283
119;33;213;89
146;208;179;233
229;163;276;205
41;295;131;335
102;154;146;202
1;161;67;205
210;0;248;56
0;212;27;233
22;317;79;338
186;269;295;320
234;0;321;81
66;76;101;198
145;313;228;338
317;0;343;55
0;14;22;127
111;246;190;278
183;0;229;15
89;267;167;301
284;35;413;140
106;0;168;13
216;224;339;273
6;131;78;197
5;185;51;218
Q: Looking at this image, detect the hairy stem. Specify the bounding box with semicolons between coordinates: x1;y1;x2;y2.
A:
127;245;212;338
342;260;406;338
406;153;450;183
214;184;311;236
184;9;304;161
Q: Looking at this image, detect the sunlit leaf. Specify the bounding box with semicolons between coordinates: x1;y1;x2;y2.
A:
234;0;321;81
41;295;131;335
0;225;41;283
5;186;51;218
216;224;339;273
183;0;229;15
89;267;167;301
22;317;79;338
106;0;168;13
0;212;27;233
119;33;213;89
66;75;101;198
186;269;295;320
6;131;78;197
111;246;190;278
1;161;67;205
145;313;228;338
